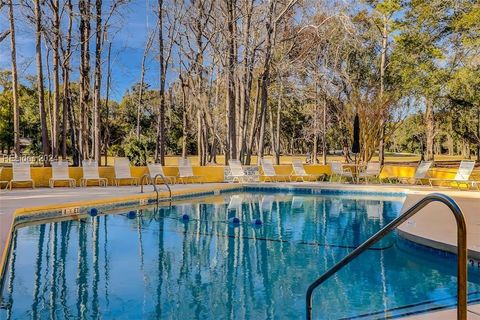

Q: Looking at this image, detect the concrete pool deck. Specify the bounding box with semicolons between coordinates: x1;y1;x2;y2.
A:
1;181;480;319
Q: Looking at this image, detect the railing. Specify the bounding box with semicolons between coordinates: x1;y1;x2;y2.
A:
306;193;467;320
140;173;172;204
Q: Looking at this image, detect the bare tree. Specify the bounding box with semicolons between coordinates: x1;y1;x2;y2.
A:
61;0;74;161
136;27;156;138
79;0;91;160
34;0;51;160
7;0;20;156
155;0;179;164
93;0;102;163
225;0;237;162
48;0;61;158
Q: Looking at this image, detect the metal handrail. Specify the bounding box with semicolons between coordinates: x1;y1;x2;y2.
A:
140;173;172;204
306;193;467;320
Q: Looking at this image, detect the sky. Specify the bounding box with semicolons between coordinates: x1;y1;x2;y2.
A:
0;0;163;102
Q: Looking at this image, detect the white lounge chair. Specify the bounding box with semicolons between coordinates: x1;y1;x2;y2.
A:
328;199;343;218
228;159;257;183
291;196;304;210
358;162;382;183
49;160;76;188
227;195;243;211
261;195;274;213
178;158;202;184
366;200;383;220
7;160;35;190
429;160;478;190
147;163;177;184
329;162;353;182
394;161;433;184
114;157;139;186
260;159;291;182
291;160;325;182
80;160;108;187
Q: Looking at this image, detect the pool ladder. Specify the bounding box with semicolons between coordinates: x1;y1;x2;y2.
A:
140;173;172;205
306;193;468;320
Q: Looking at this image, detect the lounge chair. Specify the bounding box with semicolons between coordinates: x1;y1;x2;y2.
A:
366;200;383;220
178;158;202;183
114;157;139;186
358;162;382;183
227;195;243;211
260;195;274;213
49;160;76;188
393;161;433;185
0;167;9;189
328;199;343;218
260;159;291;182
291;196;304;210
80;160;108;187
7;160;35;190
228;159;258;183
291;160;324;182
429;160;478;190
147;163;177;184
329;162;353;182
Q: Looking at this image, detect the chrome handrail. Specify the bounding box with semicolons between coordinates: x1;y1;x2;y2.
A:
306;193;467;320
140;173;172;204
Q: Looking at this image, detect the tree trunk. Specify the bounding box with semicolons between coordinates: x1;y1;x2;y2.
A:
246;77;261;164
238;0;254;164
79;0;91;161
8;0;20;156
257;0;276;163
180;73;188;158
155;0;166;165
225;0;237;163
322;97;327;165
312;81;319;164
93;0;102;163
137;30;155;138
378;15;388;165
103;42;112;166
425;98;435;161
52;0;61;158
34;0;51;160
61;0;74;160
273;81;282;164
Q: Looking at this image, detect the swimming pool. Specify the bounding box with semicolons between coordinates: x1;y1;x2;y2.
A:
1;189;479;319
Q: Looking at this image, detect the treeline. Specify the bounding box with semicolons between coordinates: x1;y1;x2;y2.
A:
0;0;479;166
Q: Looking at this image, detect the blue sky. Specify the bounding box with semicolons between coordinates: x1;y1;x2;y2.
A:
0;0;163;101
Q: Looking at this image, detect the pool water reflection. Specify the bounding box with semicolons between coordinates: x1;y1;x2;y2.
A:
1;192;479;319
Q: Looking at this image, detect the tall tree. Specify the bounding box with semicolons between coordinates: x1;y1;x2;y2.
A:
155;0;166;165
7;0;20;156
225;0;237;162
61;0;74;161
79;0;92;160
34;0;51;159
49;0;61;158
93;0;102;163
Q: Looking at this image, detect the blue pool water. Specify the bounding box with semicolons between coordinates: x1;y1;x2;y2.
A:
1;191;479;319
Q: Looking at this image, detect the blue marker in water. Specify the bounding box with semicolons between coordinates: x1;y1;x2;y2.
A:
89;208;98;217
252;219;263;226
127;211;136;219
228;217;240;224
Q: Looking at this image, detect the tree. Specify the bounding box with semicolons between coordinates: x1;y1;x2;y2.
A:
34;0;50;160
7;0;20;156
